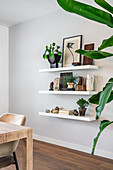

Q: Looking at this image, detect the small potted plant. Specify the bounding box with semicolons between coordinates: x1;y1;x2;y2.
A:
76;98;89;116
43;43;62;68
64;75;79;90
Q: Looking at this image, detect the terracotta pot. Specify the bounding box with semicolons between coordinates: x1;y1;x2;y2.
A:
79;108;86;116
67;82;74;89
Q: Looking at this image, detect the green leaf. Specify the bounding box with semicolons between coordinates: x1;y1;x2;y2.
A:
57;45;60;49
96;82;113;119
49;53;54;59
76;49;113;59
57;51;62;56
108;78;113;83
57;0;113;28
94;0;113;14
43;53;47;59
92;120;113;155
89;91;113;105
55;49;58;53
98;35;113;50
52;43;55;46
50;44;52;50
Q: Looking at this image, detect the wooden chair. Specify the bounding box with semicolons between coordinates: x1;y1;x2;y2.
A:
0;113;26;170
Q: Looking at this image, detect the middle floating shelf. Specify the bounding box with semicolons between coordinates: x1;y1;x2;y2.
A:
39;91;98;95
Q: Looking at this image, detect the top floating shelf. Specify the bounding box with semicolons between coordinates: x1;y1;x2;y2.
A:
39;65;100;73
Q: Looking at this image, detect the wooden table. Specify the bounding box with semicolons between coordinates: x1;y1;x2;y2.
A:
0;122;33;170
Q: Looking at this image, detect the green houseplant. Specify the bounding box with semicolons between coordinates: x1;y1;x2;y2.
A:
77;98;89;116
43;43;62;68
63;75;79;90
57;0;113;155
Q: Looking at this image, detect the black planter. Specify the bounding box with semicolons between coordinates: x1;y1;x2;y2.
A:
79;107;86;116
47;54;61;68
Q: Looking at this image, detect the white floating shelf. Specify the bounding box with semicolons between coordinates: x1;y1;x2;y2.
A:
39;112;96;121
39;91;98;95
39;65;99;73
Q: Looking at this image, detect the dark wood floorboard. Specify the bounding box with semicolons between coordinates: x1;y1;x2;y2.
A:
3;140;113;170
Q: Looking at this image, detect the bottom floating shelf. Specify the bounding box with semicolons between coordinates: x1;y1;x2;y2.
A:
39;112;96;122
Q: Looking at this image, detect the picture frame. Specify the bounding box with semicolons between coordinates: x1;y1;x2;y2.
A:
62;35;82;67
83;43;94;65
59;72;73;91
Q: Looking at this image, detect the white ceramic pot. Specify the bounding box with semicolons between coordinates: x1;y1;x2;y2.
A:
67;82;74;89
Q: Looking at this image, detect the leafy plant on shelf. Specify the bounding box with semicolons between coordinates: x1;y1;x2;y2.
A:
63;75;79;87
57;0;113;155
77;98;89;109
43;43;62;59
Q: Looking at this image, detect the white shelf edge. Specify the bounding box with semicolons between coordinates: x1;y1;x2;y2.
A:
39;65;100;73
39;112;96;121
39;91;98;95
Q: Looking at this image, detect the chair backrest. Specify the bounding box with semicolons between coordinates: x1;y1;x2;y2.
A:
0;113;26;158
0;113;26;126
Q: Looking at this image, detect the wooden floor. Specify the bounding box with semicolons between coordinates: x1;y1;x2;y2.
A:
4;140;113;170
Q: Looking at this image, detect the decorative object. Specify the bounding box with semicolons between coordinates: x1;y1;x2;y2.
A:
73;109;79;116
65;74;79;90
51;106;59;114
54;78;60;91
77;98;89;116
59;72;73;90
45;109;50;113
86;74;94;91
62;35;82;67
76;77;86;91
83;44;94;65
59;109;73;115
49;82;54;91
51;109;54;113
54;106;59;112
53;110;59;114
43;43;62;68
67;82;74;89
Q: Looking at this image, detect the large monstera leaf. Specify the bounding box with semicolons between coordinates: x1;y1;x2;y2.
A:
57;0;113;28
92;120;113;155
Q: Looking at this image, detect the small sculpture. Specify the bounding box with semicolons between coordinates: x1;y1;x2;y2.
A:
76;77;86;91
45;109;50;113
54;106;59;112
73;109;79;116
52;106;59;114
54;78;60;91
49;82;54;91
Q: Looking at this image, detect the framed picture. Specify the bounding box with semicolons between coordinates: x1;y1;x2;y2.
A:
83;43;94;65
62;35;82;67
59;72;73;91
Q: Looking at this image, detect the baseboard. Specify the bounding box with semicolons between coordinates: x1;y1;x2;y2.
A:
33;134;113;160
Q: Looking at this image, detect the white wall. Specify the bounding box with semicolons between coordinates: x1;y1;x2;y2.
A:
9;8;113;159
0;25;9;114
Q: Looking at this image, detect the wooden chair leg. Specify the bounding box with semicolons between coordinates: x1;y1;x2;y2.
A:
13;152;19;170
